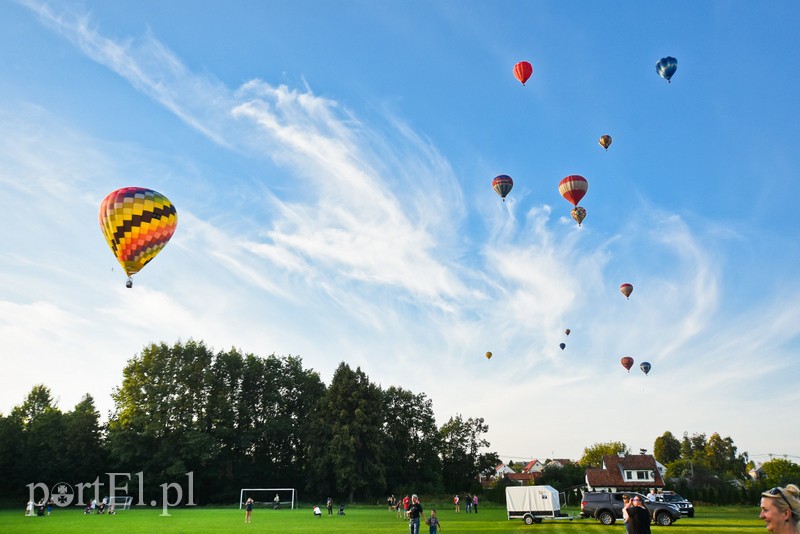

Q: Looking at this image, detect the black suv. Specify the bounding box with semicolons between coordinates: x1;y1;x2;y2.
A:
580;491;682;526
655;491;694;517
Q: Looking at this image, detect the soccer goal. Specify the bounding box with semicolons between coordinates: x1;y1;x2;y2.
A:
110;495;133;511
239;488;297;510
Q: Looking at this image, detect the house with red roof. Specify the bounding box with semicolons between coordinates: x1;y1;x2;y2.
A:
584;453;666;493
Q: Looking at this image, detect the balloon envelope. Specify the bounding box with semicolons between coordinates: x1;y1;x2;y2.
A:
620;283;633;299
513;61;533;85
559;175;588;206
640;362;651;375
656;56;678;82
492;174;514;201
564;328;571;336
571;206;587;226
621;356;634;372
599;134;612;150
559;343;566;350
99;187;177;282
485;351;492;360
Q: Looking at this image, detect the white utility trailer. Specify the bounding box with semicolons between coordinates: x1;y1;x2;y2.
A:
506;485;574;525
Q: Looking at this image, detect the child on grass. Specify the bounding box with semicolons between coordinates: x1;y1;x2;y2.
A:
428;508;441;534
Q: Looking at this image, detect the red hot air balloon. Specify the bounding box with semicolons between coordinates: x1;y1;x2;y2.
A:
620;283;633;299
564;328;571;336
513;61;533;85
621;356;634;373
558;175;588;206
492;174;514;201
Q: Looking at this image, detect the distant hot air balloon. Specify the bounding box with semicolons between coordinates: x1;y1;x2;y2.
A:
513;61;533;85
599;134;612;150
559;175;588;207
485;351;493;360
621;356;634;373
640;362;651;375
656;56;678;83
99;187;178;288
620;283;633;299
559;343;566;350
564;328;571;336
571;206;587;226
492;174;514;201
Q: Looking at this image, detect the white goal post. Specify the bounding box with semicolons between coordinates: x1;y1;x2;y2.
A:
239;488;297;510
110;495;133;510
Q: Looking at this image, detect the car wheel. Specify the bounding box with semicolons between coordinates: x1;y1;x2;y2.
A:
656;512;673;526
598;511;616;525
523;514;534;525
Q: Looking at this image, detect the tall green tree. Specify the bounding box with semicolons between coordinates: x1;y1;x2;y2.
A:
579;441;629;468
108;340;216;501
382;386;442;494
439;415;492;493
653;431;682;465
306;363;385;502
62;394;107;485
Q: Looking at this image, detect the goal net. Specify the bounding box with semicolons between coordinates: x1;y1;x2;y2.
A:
110;495;133;511
240;488;297;510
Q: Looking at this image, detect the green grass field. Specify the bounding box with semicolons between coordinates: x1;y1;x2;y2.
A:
0;504;766;533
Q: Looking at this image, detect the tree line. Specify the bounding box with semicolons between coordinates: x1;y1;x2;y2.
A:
0;340;498;505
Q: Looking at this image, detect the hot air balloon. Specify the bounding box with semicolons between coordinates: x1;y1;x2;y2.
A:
99;187;178;288
558;175;588;207
620;283;633;299
559;343;566;350
513;61;533;85
485;351;492;360
621;356;634;372
599;134;612;150
656;56;678;83
564;328;571;336
640;362;651;375
571;206;587;226
492;174;514;201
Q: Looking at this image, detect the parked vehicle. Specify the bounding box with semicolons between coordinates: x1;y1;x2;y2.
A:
580;491;682;526
506;486;574;525
655;491;695;517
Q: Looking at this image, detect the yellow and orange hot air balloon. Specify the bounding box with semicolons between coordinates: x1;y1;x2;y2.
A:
599;134;612;150
99;187;178;288
485;351;493;360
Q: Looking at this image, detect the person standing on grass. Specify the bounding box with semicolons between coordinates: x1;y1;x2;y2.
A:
428;508;442;534
465;493;472;513
244;497;254;523
626;496;651;534
407;494;426;534
760;484;800;533
472;494;478;514
453;494;459;513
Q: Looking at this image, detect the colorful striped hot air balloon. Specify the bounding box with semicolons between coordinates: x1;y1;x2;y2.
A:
558;175;588;207
99;187;178;288
492;174;514;201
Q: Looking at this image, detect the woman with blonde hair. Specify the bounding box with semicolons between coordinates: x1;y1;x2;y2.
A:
760;484;800;533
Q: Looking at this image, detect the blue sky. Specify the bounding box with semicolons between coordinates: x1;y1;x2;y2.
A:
2;0;799;464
